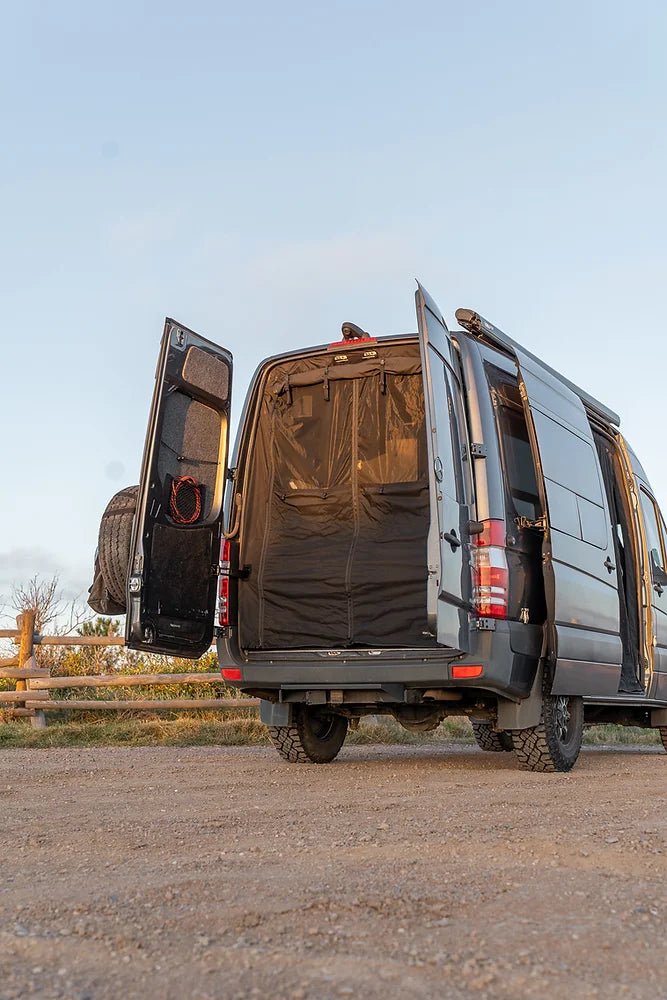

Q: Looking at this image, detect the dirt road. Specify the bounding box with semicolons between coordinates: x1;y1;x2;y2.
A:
1;744;666;1000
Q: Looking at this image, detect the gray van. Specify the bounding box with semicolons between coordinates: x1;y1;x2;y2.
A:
89;284;667;772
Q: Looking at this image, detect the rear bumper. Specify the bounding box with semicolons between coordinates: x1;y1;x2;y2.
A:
216;620;542;703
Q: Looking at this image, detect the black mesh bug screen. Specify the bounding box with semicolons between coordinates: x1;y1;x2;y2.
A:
169;476;204;525
239;344;433;650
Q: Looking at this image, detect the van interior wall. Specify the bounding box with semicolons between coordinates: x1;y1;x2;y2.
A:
239;344;435;650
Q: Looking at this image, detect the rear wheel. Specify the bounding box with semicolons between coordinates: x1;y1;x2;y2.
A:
659;728;667;752
511;674;584;772
268;708;348;764
471;720;514;753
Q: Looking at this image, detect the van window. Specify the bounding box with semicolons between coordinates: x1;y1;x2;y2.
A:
639;488;666;574
497;403;541;520
488;376;541;521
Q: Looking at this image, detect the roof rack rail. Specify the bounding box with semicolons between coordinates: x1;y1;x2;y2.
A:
455;308;620;428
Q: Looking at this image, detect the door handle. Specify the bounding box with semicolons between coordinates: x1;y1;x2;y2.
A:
442;529;461;551
604;557;615;574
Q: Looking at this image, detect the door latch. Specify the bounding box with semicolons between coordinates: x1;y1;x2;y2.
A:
441;529;462;551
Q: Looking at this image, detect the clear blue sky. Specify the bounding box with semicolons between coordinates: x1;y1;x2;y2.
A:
2;0;666;605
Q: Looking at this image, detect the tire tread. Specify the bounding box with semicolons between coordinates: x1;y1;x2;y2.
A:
511;670;584;773
98;486;139;610
471;720;513;753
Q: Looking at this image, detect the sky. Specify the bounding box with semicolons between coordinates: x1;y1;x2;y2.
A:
1;0;667;610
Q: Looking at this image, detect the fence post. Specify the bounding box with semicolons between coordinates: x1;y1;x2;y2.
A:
16;610;45;729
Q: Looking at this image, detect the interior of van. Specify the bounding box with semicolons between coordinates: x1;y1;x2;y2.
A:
238;342;437;650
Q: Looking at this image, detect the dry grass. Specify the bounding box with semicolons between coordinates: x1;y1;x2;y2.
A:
0;712;660;750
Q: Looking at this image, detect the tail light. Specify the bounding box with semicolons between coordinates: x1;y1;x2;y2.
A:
471;519;509;619
217;539;231;626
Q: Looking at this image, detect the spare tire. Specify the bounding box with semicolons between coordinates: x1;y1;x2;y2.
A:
89;485;139;614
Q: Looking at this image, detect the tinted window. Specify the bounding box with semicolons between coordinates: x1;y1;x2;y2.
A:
497;403;541;520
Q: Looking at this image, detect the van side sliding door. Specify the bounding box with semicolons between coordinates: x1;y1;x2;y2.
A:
415;284;469;653
514;352;623;695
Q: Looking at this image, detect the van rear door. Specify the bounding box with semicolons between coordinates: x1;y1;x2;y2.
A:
415;284;469;651
126;319;233;657
514;352;623;694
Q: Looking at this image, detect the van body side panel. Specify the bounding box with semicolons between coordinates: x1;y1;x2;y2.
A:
514;352;623;695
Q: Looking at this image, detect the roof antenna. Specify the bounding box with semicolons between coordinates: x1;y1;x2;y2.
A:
341;321;369;341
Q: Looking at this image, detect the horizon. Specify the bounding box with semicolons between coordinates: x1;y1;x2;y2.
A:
3;0;667;605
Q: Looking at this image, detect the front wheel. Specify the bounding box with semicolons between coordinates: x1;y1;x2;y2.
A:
268;708;348;764
659;728;667;752
511;675;584;772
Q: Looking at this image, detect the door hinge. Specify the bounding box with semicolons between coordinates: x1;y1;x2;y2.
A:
470;443;487;459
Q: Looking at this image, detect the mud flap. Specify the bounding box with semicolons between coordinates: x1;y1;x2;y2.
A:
496;662;544;730
260;700;294;726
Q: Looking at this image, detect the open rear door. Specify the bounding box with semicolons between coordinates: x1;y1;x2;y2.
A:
514;352;623;694
415;284;468;652
126;319;233;658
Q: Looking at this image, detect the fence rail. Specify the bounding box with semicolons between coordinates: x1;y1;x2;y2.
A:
0;611;259;727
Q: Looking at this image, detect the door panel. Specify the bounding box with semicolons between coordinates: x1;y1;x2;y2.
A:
515;352;622;693
637;487;667;688
126;319;233;657
415;284;469;651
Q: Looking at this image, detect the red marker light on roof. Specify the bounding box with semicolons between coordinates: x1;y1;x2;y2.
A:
327;337;377;350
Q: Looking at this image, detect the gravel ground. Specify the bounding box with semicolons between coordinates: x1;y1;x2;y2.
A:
0;743;666;1000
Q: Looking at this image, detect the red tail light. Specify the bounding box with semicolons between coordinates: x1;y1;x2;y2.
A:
471;519;509;619
217;539;231;626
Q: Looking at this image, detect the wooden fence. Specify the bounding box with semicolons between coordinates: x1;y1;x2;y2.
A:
0;610;259;727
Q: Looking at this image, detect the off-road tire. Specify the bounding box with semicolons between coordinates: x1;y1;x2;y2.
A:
511;672;584;773
97;485;139;611
471;720;514;753
268;708;348;764
659;728;667;752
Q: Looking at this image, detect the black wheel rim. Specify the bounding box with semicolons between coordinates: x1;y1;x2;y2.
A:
554;696;575;748
310;714;338;742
